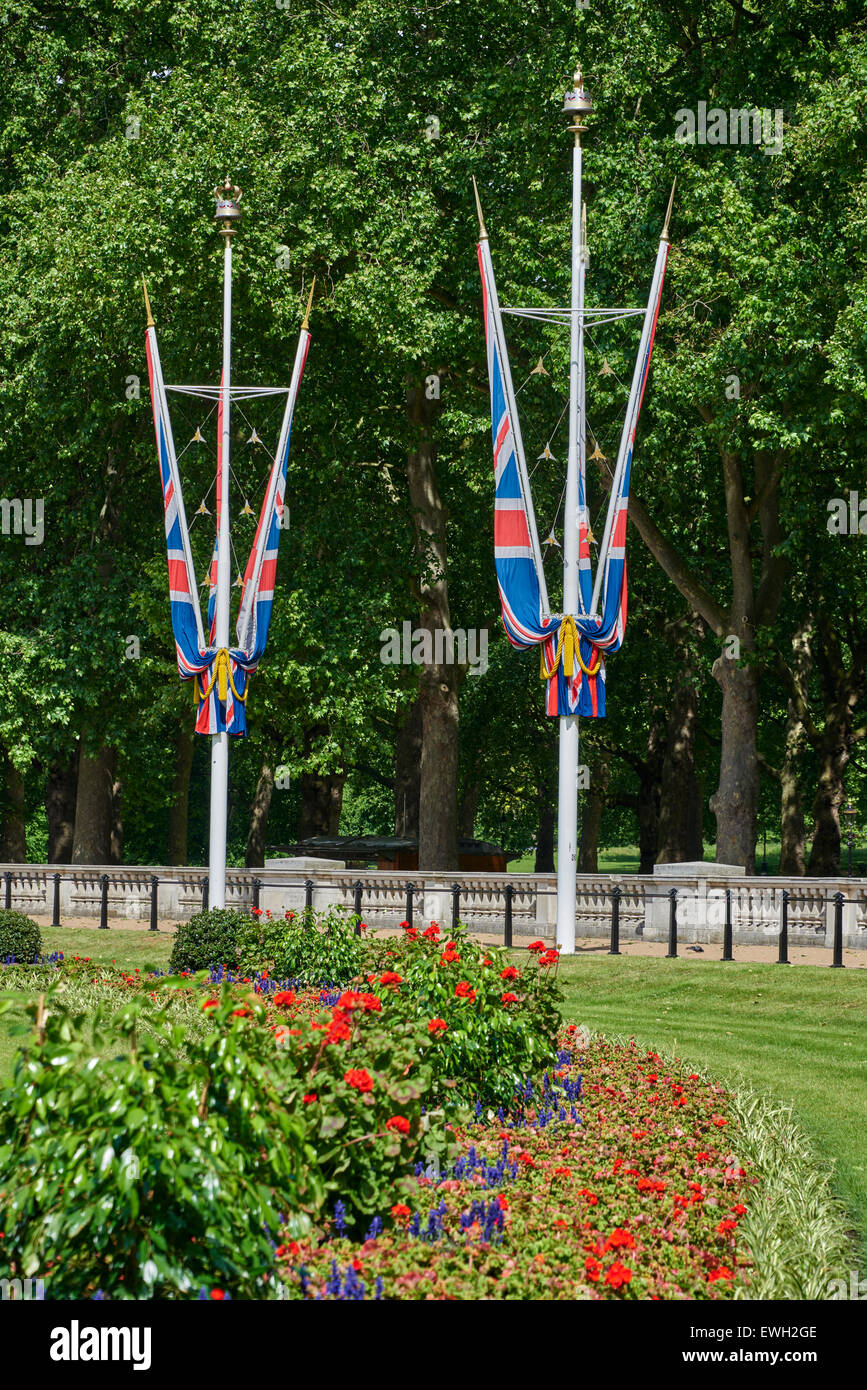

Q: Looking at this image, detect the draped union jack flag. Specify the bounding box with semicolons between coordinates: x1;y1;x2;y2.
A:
477;229;669;718
145;305;310;735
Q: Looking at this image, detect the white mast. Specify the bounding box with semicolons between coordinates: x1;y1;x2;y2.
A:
557;71;594;954
210;179;242;910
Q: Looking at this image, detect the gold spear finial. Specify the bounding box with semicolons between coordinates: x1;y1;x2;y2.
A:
142;275;155;328
472;176;488;241
301;276;316;331
661;178;677;242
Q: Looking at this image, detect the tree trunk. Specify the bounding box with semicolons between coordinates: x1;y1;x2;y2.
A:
46;755;77;864
110;777;123;865
778;624;811;876
657;667;703;863
245;760;275;868
394;699;422;838
406;377;461;871
578;753;609;872
0;753;27;861
709;654;759;871
71;742;116;864
298;773;345;839
808;734;846;875
637;724;664;873
168;723;194;865
535;797;555;873
458;780;480;840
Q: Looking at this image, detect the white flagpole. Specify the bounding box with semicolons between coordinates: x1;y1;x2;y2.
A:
210;181;242;910
557;71;593;955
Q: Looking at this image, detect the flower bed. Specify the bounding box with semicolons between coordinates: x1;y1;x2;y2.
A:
1;927;847;1301
271;1031;756;1300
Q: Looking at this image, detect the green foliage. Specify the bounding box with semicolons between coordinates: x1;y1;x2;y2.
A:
0;986;318;1299
167;907;253;974
0;910;43;964
0;974;454;1294
368;924;563;1107
249;908;369;985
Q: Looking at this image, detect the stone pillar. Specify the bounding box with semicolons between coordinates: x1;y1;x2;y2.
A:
260;858;345;918
649;862;745;942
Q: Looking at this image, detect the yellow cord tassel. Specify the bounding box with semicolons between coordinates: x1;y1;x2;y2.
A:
197;648;248;704
540;616;602;682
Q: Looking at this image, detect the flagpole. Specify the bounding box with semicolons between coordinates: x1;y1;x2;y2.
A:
557;70;593;955
210;181;241;910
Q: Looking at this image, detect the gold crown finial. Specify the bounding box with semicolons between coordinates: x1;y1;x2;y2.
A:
661;178;677;242
301;276;316;331
472;176;488;241
142;275;154;328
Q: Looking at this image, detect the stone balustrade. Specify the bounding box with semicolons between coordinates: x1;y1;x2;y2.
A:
1;859;865;950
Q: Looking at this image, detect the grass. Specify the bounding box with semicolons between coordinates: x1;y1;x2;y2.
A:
555;954;867;1263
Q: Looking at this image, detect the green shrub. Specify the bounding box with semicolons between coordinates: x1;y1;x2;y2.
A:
0;978;452;1295
254;907;368;985
367;923;563;1108
0;910;43;964
168;908;253;974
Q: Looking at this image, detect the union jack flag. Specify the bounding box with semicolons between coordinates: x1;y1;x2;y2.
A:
477;229;668;718
145;310;310;735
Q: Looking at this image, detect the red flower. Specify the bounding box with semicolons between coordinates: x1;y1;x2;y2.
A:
440;948;461;965
326;1014;352;1044
731;1203;747;1216
497;1194;509;1211
428;1018;447;1034
250;907;263;917
380;972;403;986
584;1256;601;1282
517;1151;535;1167
501;992;519;1005
455;981;476;1002
631;1129;647;1140
399;920;409;929
345;1068;374;1093
578;1189;598;1205
210;1289;226;1300
386;1116;411;1135
539;949;560;967
274;1242;299;1259
605;1228;636;1251
712;1115;729;1127
202;998;219;1011
716;1219;738;1235
707;1266;734;1283
696;1151;711;1162
302;1093;317;1104
284;910;296;920
552;1166;572;1178
273;990;295;1007
605;1262;633;1289
359;992;382;1013
231;1006;251;1018
527;941;545;953
500;966;519;980
405;927;419;940
422;924;440;939
391;1203;411;1223
337;991;364;1010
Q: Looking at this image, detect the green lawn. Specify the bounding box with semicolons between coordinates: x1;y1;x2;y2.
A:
554;953;867;1261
